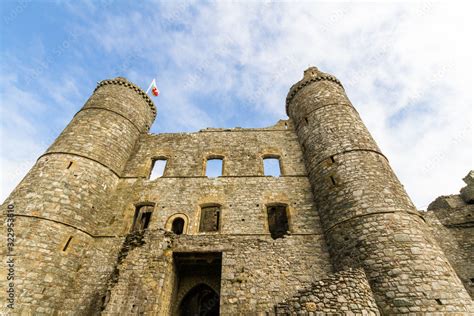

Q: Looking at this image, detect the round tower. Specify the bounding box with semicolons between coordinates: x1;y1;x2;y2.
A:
1;78;156;313
286;67;473;313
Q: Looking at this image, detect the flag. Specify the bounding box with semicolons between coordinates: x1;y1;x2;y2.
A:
146;79;160;97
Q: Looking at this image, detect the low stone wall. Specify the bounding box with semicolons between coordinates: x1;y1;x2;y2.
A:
275;268;380;315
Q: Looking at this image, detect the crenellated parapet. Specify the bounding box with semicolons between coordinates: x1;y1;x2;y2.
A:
286;67;343;114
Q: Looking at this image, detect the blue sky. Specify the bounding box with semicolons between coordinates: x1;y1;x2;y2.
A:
0;1;472;209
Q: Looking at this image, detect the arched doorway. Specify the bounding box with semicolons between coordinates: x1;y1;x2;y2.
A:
179;283;219;316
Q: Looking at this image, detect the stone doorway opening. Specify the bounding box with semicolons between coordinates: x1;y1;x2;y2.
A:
173;252;222;316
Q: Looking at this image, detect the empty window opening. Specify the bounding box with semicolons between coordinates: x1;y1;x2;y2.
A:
284;122;288;129
62;236;73;251
206;158;223;177
66;161;73;169
470;278;474;283
330;156;336;163
263;157;281;176
200;206;220;232
132;205;154;232
172;218;185;235
267;205;289;239
330;175;337;186
435;299;443;305
150;159;167;180
304;117;309;124
173;253;222;316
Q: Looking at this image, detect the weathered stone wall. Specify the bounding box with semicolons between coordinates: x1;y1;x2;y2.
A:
0;78;156;314
424;192;474;298
275;268;380;315
99;121;334;314
102;230;331;315
2;70;472;315
286;67;473;313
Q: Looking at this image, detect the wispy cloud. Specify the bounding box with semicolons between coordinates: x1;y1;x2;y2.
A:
1;1;472;208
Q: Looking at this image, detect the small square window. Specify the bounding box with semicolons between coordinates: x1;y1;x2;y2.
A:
150;159;167;180
263;157;281;176
200;206;220;232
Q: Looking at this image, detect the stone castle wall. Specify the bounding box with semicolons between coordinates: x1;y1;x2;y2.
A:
424;192;474;298
99;121;334;314
275;268;379;315
1;70;473;315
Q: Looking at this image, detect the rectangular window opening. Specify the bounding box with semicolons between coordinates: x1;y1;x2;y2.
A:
132;205;154;232
141;212;152;230
206;158;223;177
62;236;73;251
330;156;336;163
199;206;220;232
150;159;167;180
330;175;337;186
66;161;73;169
267;205;289;239
263;158;281;177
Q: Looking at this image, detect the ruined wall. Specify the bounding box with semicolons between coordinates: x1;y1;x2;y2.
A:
275;268;379;315
100;121;334;315
2;70;473;315
423;190;474;298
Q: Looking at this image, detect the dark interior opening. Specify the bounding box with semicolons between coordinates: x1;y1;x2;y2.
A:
172;218;185;235
173;253;222;316
132;205;154;232
267;204;289;239
199;206;220;232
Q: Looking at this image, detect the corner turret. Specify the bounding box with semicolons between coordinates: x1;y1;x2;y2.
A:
286;67;473;313
1;77;156;313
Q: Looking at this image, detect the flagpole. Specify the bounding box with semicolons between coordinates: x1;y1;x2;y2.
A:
146;79;155;94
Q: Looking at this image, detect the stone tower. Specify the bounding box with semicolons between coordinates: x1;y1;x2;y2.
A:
1;78;156;313
286;67;472;313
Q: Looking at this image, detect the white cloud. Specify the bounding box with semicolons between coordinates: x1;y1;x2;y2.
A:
1;2;472;208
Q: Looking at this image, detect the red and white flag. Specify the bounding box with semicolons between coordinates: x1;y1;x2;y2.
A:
146;79;160;97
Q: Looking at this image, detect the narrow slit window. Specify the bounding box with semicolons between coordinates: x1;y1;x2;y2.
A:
206;158;223;177
267;205;289;239
171;218;185;235
200;206;220;232
150;159;167;180
132;205;154;232
263;157;281;176
62;236;73;251
66;161;73;169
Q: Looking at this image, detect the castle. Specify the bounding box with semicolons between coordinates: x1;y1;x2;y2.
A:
1;67;473;315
